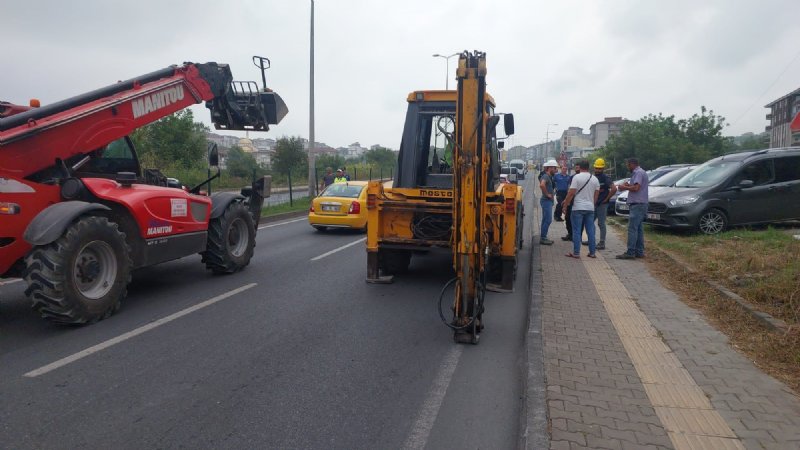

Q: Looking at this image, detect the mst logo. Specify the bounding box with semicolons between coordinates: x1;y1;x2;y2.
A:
132;85;185;119
419;189;453;198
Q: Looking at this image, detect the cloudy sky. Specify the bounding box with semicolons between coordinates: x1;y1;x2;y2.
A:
4;0;800;149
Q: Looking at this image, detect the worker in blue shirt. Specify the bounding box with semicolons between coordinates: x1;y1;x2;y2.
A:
553;165;570;221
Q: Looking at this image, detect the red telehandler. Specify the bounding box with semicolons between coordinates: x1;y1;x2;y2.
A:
0;56;287;324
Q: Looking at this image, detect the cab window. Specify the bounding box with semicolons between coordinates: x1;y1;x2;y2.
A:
78;137;141;176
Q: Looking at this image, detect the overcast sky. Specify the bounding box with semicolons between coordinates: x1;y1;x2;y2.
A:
4;0;800;149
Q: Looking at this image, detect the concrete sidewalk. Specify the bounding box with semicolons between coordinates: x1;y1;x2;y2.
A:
527;200;800;449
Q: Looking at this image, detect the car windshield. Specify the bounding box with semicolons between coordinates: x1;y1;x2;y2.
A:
674;160;741;188
651;167;694;187
647;169;672;183
321;183;364;198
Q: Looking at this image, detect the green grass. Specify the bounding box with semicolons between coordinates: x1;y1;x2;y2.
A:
260;197;311;217
642;224;800;325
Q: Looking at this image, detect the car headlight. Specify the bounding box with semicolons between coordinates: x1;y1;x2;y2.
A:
669;196;699;206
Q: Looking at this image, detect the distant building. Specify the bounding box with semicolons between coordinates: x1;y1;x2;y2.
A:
765;87;800;148
589;117;630;148
560;127;592;160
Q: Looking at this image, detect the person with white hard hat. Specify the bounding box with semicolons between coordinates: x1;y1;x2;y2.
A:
538;159;560;245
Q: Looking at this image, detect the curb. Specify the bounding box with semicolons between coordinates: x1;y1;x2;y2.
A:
521;189;549;450
608;218;790;334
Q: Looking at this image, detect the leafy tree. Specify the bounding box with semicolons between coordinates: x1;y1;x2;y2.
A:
272;136;307;176
226;145;259;178
365;146;396;168
316;153;346;172
597;106;728;176
736;134;769;151
130;110;209;170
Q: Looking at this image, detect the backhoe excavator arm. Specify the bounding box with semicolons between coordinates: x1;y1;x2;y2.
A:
450;51;490;344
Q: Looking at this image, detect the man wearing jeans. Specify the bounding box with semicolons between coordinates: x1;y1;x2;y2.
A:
591;158;616;250
561;160;600;258
538;159;559;245
617;158;649;259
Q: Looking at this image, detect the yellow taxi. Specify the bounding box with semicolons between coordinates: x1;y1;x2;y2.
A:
308;181;368;231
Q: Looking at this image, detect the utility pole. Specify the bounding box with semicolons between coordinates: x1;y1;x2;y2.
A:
308;0;316;197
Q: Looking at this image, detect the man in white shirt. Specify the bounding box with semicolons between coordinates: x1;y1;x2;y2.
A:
560;160;600;258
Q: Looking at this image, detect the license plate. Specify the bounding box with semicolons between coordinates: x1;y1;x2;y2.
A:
618;204;629;211
646;213;660;220
322;205;338;212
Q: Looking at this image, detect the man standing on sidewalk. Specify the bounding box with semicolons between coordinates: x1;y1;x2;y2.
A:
561;166;580;242
539;159;559;245
617;158;649;259
561;160;600;258
591;158;616;250
553;165;570;222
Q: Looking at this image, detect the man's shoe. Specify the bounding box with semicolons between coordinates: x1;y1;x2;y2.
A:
616;253;636;260
554;217;564;222
539;239;554;245
596;242;606;250
635;254;645;259
561;235;572;241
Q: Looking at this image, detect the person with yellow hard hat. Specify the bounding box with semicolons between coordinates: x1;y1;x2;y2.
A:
586;158;616;250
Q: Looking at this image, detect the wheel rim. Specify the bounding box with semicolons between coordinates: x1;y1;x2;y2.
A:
74;240;117;299
699;212;724;234
227;217;249;257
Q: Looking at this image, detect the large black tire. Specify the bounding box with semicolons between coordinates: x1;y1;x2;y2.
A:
380;250;412;275
203;201;256;274
24;216;131;324
697;208;727;235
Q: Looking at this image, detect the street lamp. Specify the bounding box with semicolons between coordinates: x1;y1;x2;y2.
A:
545;123;558;162
432;52;459;90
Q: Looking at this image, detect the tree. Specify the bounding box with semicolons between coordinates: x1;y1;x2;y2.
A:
226;145;260;179
365;146;396;168
130;109;209;170
316;153;346;172
598;106;728;176
272;136;307;175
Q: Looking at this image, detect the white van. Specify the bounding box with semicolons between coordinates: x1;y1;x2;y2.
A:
509;159;526;179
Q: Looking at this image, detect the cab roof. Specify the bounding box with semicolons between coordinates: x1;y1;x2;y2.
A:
406;90;496;107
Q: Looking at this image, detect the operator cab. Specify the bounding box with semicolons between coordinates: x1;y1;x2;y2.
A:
393;91;512;190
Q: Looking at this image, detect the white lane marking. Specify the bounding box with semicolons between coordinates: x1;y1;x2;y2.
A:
258;217;307;230
310;237;366;261
0;278;23;286
403;346;463;450
24;283;257;378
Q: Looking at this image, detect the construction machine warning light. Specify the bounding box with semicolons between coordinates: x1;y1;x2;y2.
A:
0;202;21;215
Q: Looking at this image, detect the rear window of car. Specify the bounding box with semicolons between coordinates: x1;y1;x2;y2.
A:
321;184;364;198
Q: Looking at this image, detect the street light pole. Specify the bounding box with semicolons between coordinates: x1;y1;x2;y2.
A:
545;123;558;162
432;52;459;90
308;0;316;197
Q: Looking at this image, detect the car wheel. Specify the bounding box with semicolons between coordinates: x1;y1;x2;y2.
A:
697;209;727;235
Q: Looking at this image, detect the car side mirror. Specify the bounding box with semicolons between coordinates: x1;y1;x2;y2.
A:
738;179;754;189
504;113;515;136
208;142;219;167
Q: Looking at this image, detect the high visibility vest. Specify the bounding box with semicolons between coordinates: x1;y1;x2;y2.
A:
334;176;347;183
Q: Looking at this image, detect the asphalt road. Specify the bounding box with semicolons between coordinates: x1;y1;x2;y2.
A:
0;179;537;449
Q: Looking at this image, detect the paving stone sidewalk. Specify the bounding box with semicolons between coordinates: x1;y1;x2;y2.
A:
530;202;800;450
